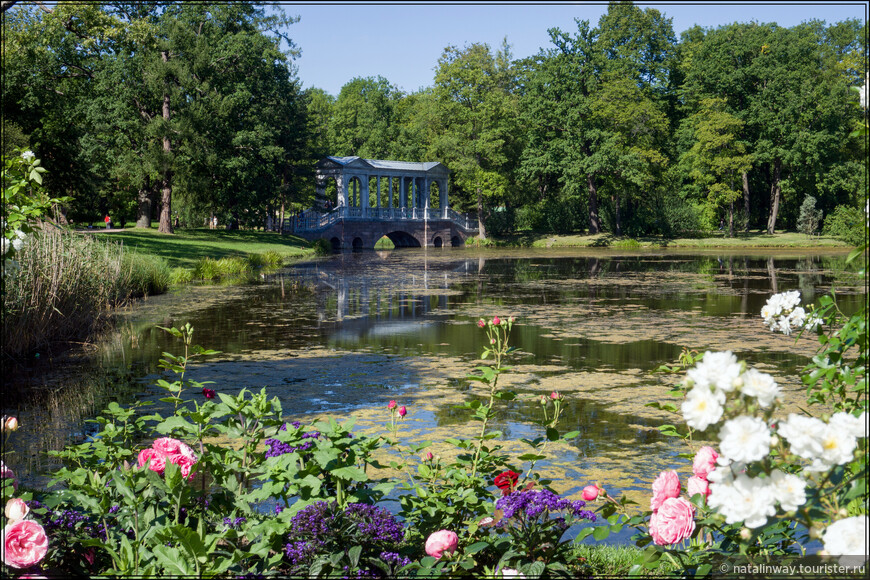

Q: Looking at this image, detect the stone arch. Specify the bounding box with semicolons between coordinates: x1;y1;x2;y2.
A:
451;235;462;247
330;237;341;251
432;236;443;248
385;231;421;248
352;237;364;251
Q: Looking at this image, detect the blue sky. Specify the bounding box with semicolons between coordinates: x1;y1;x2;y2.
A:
272;2;868;96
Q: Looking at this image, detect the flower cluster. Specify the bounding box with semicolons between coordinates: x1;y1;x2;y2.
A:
760;290;819;335
284;501;405;573
264;430;320;458
495;489;595;524
681;351;781;431
680;346;868;551
648;471;696;546
222;516;246;529
137;437;198;479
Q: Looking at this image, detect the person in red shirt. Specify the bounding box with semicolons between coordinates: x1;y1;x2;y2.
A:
104;214;111;229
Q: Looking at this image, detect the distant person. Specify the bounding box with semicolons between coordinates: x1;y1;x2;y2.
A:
104;214;111;229
212;216;218;229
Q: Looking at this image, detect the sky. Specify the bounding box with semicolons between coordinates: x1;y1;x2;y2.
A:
271;2;868;96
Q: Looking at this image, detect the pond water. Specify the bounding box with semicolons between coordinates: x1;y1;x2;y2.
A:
3;247;864;541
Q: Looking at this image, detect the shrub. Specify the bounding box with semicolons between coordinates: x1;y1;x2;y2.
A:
121;251;170;297
796;195;823;235
823;204;865;246
312;238;332;256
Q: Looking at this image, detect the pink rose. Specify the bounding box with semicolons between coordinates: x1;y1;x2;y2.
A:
477;319;486;328
692;446;719;479
138;448;166;474
3;416;18;432
550;391;560;400
152;437;183;456
649;497;696;546
650;470;681;512
492;316;501;326
168;453;197;480
388;400;397;410
686;475;710;499
425;530;458;559
4;498;29;523
2;520;48;568
582;484;602;502
398;406;407;418
423;451;434;461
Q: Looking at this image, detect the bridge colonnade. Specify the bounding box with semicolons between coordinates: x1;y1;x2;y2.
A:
315;157;449;217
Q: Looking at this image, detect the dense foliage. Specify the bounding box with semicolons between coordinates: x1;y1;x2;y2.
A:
2;1;866;238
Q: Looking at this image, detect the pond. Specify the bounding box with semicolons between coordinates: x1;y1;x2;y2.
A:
3;247;864;538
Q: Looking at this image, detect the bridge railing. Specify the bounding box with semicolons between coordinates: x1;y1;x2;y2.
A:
284;206;479;233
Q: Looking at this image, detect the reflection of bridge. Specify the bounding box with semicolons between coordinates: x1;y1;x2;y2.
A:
283;156;478;250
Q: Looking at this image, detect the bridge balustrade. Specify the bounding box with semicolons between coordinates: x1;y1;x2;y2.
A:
285;206;478;234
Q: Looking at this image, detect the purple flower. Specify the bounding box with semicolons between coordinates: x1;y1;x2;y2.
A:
495;489;597;525
284;501;405;574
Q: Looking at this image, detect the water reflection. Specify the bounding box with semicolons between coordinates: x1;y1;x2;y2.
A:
3;249;862;497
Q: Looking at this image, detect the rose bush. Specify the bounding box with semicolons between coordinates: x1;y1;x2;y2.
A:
1;284;864;579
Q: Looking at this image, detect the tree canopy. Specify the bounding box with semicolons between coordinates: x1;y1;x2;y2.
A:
3;1;865;237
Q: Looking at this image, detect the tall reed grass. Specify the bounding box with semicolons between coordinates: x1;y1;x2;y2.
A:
2;227;170;360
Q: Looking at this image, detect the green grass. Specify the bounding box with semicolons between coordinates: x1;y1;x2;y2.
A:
521;230;853;249
93;227;315;269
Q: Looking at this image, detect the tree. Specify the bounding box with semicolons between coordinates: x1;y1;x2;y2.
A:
431;41;519;239
681;98;753;237
329;76;403;159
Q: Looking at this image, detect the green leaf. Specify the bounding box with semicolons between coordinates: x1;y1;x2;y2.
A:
465;541;489;555
545;427;560;441
348;545;362;568
592;525;611;541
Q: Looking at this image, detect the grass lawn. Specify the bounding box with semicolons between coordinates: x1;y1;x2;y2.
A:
92;226;315;269
484;230;853;249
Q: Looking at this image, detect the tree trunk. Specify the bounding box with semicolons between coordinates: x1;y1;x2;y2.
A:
476;187;487;240
766;159;781;235
612;194;622;236
742;170;751;232
587;174;600;234
136;175;152;228
728;200;734;238
158;50;173;234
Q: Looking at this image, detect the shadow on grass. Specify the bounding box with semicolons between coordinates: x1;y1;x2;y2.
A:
92;228;312;269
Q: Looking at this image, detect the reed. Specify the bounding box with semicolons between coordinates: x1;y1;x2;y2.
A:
2;227;170;359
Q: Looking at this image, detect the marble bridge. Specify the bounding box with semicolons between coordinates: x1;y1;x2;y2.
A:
284;156;478;250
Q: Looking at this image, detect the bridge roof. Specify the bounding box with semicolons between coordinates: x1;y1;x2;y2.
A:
321;156;446;174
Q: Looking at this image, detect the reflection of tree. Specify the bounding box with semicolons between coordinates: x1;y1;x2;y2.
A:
767;257;778;294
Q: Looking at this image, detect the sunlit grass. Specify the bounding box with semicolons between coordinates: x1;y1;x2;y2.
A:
93;226;314;269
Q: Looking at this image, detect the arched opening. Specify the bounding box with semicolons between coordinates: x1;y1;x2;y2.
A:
323;180;338;210
385;231;421;248
429;181;441;210
352;237;364;251
451;236;462;247
432;236;443;248
374;235;395;249
330;237;341;251
348;177;363;208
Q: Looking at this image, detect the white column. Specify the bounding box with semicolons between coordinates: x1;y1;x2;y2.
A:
361;175;369;217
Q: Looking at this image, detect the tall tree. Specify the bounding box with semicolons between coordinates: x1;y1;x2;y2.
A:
681;98;753;237
432;41;519;239
329;76;403;159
